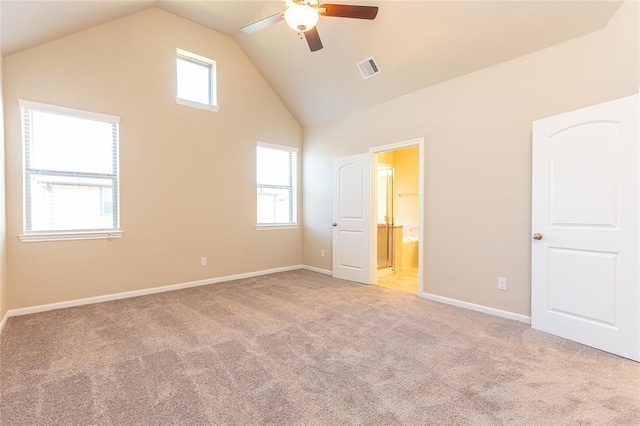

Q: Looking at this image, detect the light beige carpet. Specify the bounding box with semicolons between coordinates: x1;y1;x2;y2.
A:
1;270;638;425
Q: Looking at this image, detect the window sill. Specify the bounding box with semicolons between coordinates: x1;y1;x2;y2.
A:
255;224;299;231
19;230;123;243
176;98;220;112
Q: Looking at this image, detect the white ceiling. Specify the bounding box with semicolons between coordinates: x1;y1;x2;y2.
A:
1;1;624;125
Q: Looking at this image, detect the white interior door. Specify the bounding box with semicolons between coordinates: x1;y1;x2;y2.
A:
332;153;373;284
532;94;639;361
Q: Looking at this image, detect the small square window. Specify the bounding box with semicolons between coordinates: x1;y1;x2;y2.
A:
176;49;218;111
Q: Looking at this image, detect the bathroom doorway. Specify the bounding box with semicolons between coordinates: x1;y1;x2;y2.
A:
372;140;423;295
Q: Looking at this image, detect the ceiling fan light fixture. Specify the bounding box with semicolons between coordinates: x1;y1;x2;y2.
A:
284;4;319;32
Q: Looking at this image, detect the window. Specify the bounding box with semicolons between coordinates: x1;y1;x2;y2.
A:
176;48;218;112
19;100;121;241
256;143;298;228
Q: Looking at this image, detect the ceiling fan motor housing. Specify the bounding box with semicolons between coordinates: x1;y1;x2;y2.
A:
284;3;320;33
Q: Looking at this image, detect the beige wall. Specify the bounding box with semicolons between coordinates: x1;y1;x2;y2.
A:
0;4;7;320
302;1;639;316
4;8;302;309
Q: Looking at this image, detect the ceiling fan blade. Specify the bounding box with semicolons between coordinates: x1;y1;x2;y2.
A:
319;4;378;20
241;13;284;34
304;27;323;52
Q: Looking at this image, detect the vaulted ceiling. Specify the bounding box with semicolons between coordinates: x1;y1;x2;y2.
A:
1;1;624;125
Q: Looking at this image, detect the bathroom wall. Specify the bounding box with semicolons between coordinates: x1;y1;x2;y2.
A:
393;146;419;236
377;151;394;167
375;147;419;235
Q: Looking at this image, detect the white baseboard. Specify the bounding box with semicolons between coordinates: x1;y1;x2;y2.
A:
302;265;333;275
4;265;306;319
419;291;531;324
1;266;529;336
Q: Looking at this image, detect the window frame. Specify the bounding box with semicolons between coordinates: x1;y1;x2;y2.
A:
256;142;299;230
18;99;123;243
175;48;219;112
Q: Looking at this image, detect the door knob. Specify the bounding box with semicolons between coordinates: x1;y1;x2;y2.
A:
332;223;338;227
532;233;543;240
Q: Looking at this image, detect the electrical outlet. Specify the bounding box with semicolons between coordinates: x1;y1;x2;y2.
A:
321;249;325;258
497;277;507;291
200;257;207;266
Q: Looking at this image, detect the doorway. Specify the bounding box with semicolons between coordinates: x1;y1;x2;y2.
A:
331;138;424;291
371;139;424;295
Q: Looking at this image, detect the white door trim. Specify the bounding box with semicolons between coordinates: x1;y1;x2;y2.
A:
370;138;425;294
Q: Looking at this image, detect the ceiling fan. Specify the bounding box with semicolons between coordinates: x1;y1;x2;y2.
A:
241;0;379;52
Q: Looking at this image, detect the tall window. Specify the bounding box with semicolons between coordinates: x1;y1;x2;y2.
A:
20;100;120;237
176;48;218;111
256;143;298;227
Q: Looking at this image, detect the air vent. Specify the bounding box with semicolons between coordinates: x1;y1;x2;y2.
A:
356;57;381;80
